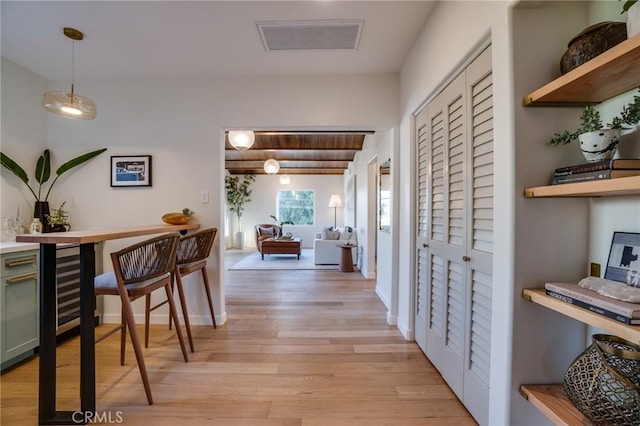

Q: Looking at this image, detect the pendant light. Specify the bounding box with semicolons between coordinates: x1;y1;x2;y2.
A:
42;27;96;120
264;159;280;175
228;130;255;150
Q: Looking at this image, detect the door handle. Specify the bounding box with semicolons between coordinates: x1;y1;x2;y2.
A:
422;243;428;248
462;256;470;262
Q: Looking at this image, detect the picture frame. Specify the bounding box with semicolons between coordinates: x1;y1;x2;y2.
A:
110;155;152;187
604;232;640;287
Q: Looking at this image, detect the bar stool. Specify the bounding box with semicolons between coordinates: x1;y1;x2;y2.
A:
146;227;217;352
94;233;188;405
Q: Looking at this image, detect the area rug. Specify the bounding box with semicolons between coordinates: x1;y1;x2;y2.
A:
228;248;337;270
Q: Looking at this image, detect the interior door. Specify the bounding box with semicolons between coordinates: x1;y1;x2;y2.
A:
425;71;467;398
414;108;430;353
461;47;493;425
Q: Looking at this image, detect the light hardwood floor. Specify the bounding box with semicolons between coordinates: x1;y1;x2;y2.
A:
0;250;475;425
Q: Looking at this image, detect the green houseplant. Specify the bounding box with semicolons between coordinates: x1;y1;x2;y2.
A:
1;148;107;231
225;174;255;248
549;88;640;162
47;201;70;232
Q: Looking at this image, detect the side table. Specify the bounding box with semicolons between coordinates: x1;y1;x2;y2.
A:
337;244;356;272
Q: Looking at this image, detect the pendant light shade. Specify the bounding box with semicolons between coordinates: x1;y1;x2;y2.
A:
228;130;255;150
279;175;291;185
42;28;96;120
264;159;280;175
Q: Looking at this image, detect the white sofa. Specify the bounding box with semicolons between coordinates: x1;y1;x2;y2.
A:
313;226;358;265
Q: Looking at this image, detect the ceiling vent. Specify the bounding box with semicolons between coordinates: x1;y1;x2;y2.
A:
257;20;364;52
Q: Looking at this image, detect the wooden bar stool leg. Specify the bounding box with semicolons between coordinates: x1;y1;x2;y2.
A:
164;284;189;362
120;292;153;405
120;306;127;366
144;294;151;348
201;268;216;328
173;272;194;352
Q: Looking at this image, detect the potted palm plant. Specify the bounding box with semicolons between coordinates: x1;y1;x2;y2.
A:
225;174;255;248
549;88;640;162
1;148;107;232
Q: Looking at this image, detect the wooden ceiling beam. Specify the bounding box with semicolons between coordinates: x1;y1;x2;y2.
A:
226;168;345;175
225;150;357;161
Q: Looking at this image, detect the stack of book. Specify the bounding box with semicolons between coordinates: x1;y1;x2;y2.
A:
545;282;640;325
552;158;640;185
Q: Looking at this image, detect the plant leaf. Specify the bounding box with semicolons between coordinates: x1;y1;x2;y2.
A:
55;148;107;176
622;0;637;13
0;151;29;185
35;149;51;184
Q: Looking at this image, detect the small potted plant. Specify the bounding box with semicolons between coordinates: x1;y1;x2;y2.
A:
549;88;640;162
46;201;70;232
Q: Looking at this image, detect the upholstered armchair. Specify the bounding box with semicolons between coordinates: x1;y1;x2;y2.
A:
254;224;281;253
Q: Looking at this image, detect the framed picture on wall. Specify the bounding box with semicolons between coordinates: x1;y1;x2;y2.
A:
110;155;152;187
604;232;640;287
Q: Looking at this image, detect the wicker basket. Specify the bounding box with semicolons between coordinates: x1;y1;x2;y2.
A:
564;334;640;425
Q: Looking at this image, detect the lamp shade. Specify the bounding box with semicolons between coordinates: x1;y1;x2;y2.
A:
228;130;255;150
264;159;280;175
43;90;97;120
328;194;342;208
279;175;291;185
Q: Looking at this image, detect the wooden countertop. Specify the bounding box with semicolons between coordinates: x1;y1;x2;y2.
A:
15;223;200;244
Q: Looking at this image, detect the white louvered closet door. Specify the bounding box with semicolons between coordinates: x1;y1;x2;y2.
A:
462;47;493;425
414;108;430;353
425;71;467;397
415;47;492;425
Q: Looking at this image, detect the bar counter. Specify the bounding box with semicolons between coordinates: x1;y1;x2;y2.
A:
16;223;199;425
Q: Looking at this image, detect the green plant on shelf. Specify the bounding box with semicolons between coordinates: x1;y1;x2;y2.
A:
549;88;640;146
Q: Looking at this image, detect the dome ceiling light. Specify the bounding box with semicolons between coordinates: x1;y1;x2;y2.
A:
228;130;255;150
42;27;96;120
264;159;280;175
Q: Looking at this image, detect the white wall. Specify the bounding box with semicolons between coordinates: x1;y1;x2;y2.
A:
232;173;345;249
1;70;400;326
0;58;48;233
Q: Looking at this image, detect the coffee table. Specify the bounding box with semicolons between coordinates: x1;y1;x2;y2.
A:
260;237;302;260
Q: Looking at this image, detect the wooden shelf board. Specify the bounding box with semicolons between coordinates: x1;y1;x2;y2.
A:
520;384;586;426
524;176;640;198
522;289;640;345
524;33;640;106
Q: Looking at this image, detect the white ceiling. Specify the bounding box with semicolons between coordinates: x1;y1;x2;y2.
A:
1;1;436;81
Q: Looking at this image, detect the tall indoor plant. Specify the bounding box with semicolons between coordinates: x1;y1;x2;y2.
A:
225;174;255;248
1;148;107;231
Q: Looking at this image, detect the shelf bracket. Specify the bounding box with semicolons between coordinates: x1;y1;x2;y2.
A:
521;290;532;302
519;388;529;401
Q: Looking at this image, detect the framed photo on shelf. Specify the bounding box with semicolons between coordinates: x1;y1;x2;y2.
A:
604;232;640;287
110;155;152;187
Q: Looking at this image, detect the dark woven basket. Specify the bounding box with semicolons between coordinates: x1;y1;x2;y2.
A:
564;334;640;425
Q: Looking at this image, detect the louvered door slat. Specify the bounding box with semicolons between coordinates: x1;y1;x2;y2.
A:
431;109;446;242
429;254;445;335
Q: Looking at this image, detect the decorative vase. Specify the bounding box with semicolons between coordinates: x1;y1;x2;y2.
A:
628;1;640;38
33;201;51;233
233;231;245;249
578;129;621;163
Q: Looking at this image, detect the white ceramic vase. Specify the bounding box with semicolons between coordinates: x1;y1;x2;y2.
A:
578;129;621;163
628;1;640;38
233;231;245;249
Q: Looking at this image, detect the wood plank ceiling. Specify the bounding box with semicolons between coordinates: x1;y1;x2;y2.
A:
225;131;373;175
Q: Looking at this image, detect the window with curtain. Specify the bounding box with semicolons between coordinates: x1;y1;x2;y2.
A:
277;190;315;225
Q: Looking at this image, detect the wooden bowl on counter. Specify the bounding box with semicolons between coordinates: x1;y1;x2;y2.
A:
161;213;192;225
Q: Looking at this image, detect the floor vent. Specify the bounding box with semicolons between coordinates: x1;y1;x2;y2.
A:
256;20;364;52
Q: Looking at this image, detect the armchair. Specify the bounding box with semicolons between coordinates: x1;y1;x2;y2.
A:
254;224;281;253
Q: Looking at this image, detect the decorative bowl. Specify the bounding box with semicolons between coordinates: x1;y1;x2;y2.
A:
161;213;192;225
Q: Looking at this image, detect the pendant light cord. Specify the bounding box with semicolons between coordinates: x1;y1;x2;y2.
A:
70;39;75;96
